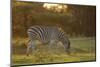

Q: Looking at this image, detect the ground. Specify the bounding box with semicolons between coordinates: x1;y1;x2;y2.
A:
12;37;96;66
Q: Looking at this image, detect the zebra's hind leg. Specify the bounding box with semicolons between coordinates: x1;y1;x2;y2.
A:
26;44;31;56
26;40;35;56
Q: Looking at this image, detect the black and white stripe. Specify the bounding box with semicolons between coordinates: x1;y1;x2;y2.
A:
26;26;70;56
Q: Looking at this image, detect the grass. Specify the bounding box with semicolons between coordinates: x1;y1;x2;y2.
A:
12;37;96;66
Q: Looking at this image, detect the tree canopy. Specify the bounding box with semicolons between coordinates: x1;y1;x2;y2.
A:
12;1;96;37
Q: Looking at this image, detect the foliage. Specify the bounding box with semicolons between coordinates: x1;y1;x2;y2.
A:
12;1;96;37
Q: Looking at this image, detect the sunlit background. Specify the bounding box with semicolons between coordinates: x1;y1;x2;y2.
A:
43;3;68;13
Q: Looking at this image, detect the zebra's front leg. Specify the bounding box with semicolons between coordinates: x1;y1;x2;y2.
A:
49;40;58;50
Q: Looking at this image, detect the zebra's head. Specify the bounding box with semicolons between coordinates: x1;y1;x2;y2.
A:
60;33;70;53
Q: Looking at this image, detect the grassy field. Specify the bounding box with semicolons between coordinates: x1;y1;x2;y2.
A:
12;37;96;66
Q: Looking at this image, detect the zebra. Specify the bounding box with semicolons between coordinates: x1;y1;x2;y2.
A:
26;26;70;56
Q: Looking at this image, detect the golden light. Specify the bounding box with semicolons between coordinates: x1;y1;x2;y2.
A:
43;3;68;13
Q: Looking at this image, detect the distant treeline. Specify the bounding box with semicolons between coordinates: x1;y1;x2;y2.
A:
12;1;96;38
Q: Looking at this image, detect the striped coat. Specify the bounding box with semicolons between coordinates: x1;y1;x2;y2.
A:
26;26;70;56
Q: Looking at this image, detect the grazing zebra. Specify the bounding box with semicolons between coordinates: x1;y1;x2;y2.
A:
26;26;70;56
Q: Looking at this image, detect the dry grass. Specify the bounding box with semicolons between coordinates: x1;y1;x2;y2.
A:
12;37;96;66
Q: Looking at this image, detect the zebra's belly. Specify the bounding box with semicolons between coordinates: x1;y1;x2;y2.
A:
34;39;58;45
34;39;49;45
